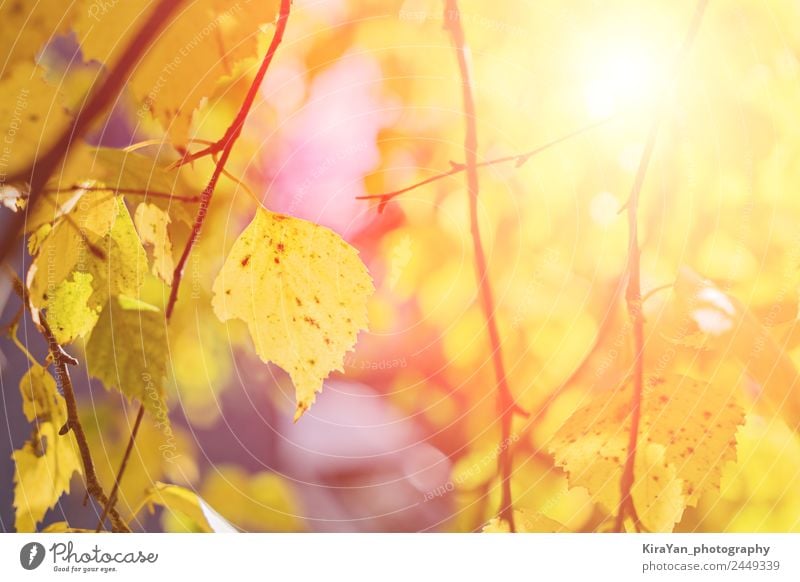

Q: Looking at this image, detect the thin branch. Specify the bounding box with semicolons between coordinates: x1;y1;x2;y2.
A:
165;0;292;320
357;113;623;211
3;267;129;532
614;0;709;533
444;0;521;532
42;185;202;203
104;0;292;530
95;405;145;532
0;0;185;267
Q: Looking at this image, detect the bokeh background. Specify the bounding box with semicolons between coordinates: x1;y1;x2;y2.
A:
2;0;800;532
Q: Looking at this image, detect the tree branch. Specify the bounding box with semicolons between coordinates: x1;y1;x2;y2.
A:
95;405;145;532
4;268;129;532
357;113;623;211
0;0;185;268
614;0;710;533
444;0;521;532
42;186;202;203
108;0;292;531
165;0;292;320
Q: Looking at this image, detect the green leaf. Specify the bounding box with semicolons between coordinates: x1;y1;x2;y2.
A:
45;272;101;344
85;297;168;412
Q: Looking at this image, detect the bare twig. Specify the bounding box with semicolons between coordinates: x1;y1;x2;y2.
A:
95;405;145;532
613;0;709;533
358;113;623;211
165;0;292;320
0;0;185;267
42;185;202;203
444;0;522;532
107;0;293;530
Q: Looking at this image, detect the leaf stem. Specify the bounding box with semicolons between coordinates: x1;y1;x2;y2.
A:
613;0;709;533
165;0;292;320
444;0;520;532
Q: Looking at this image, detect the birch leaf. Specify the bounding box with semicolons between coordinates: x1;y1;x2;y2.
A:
134;202;174;285
28;193;149;324
483;510;568;533
666;268;800;430
85;297;168;412
73;0;280;146
45;272;101;344
0;1;76;74
212;208;374;420
550;375;744;532
12;364;82;533
0;62;71;175
140;482;237;533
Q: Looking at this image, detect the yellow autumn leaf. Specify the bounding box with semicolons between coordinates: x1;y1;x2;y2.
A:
483;510;568;533
12;364;82;532
665;268;800;430
41;522;93;533
84;296;168;412
212;208;374;420
24;147;188;233
27;192;149;330
197;467;300;532
550;375;744;532
72;0;280;145
0;1;77;74
140;482;237;533
45;271;101;344
25;189;112;303
134;202;175;285
0;61;72;176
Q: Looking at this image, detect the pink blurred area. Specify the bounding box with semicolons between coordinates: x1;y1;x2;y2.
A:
259;49;397;239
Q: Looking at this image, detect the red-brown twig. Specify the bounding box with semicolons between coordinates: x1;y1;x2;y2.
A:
107;0;292;531
95;405;145;532
165;0;291;320
613;0;709;533
42;185;202;203
444;0;522;532
357;113;623;211
3;268;129;532
0;0;184;267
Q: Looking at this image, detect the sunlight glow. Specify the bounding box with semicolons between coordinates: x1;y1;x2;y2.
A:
582;44;665;119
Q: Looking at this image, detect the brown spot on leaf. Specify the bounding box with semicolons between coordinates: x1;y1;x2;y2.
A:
240;255;251;267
